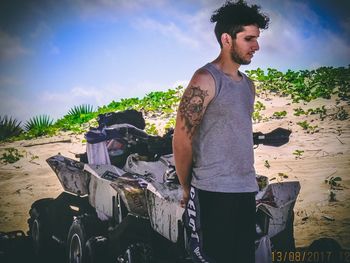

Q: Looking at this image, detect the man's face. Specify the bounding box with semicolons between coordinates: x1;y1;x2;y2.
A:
230;25;260;65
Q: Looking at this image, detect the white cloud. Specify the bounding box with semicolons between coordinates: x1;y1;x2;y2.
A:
134;5;219;52
136;18;200;48
246;0;350;70
71;86;101;99
180;9;218;49
43;86;98;105
71;0;166;20
0;30;31;60
258;9;302;54
41;83;129;111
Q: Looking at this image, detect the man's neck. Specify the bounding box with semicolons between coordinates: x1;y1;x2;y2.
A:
212;53;241;81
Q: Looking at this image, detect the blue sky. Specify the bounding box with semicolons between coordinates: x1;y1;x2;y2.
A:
0;0;349;123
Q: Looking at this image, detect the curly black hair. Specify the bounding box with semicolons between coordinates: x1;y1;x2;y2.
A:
211;0;270;47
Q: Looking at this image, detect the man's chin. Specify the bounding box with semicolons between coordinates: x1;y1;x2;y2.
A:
231;56;251;65
240;60;251;65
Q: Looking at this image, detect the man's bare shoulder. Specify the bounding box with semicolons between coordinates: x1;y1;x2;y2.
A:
190;68;215;90
245;75;256;96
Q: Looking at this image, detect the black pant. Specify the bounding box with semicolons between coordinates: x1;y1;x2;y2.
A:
186;187;256;263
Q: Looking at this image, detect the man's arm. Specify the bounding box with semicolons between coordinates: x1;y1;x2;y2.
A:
247;77;256;100
173;69;215;207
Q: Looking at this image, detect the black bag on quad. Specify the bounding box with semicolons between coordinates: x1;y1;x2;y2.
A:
97;109;146;129
79;109;173;167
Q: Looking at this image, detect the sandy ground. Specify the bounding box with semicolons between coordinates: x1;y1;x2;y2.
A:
0;94;349;250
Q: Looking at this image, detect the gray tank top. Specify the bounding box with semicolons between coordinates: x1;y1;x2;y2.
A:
191;63;258;193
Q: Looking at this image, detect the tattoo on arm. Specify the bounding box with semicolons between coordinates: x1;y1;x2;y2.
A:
179;86;209;138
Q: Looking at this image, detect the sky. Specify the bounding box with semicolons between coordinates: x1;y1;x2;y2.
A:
0;0;349;123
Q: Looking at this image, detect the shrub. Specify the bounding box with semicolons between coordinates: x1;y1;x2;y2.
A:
0;148;24;164
67;104;94;116
145;122;159;135
0;115;23;141
24;115;54;137
272;111;287;119
56;104;96;129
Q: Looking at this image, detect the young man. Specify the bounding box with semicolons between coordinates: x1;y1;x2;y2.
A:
173;1;269;262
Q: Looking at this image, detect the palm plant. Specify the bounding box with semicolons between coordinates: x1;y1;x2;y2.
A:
58;104;96;128
66;104;94;117
24;115;54;137
0;115;23;141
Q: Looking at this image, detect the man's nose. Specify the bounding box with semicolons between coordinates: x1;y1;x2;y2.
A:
253;41;260;51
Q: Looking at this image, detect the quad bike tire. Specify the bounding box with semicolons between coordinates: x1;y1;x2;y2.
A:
27;198;55;256
117;243;152;263
271;211;295;251
67;214;101;263
108;215;153;263
85;236;110;263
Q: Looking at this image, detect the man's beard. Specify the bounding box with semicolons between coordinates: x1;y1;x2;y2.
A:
231;45;251;65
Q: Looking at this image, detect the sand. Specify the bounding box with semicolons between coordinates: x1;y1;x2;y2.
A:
0;94;349;249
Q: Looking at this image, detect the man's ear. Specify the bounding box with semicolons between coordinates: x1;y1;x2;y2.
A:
221;33;232;48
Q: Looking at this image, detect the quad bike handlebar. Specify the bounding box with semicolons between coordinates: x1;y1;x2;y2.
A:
102;126;292;148
85;125;291;160
253;127;291;147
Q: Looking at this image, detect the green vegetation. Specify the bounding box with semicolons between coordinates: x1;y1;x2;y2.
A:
164;117;176;132
293;149;304;159
55;104;96;133
329;191;337;202
252;101;266;123
246;66;350;102
325;176;343;202
252;111;263;123
145;122;159;136
0;148;24;164
272;111;287;119
99;87;182;116
24;115;55;138
264;160;270;168
278;172;289;179
29;153;39;162
254;101;266;111
293;106;327;120
325;176;342;188
68;104;94;116
333;106;349;120
296;121;319;133
138;89;181;114
0;116;23;141
293;107;307;116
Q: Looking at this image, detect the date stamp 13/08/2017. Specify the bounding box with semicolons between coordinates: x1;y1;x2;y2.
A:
272;250;350;263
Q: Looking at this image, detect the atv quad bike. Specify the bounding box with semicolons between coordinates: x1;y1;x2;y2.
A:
27;110;300;263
